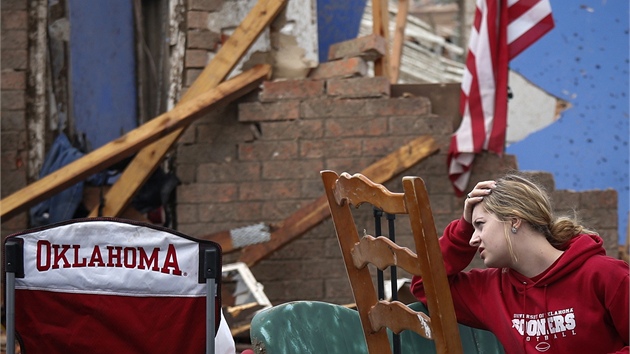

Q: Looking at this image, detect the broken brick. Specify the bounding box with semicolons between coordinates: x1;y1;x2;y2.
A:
308;57;368;80
327;34;387;61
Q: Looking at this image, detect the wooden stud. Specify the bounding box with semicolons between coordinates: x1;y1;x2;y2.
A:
372;0;390;80
390;0;409;83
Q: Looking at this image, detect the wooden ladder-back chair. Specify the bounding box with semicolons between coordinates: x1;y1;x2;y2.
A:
321;170;463;354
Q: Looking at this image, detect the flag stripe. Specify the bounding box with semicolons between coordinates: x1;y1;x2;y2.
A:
508;13;554;58
506;0;543;19
488;0;510;153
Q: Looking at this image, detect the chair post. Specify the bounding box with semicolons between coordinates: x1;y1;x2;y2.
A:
5;239;24;354
403;177;463;353
375;209;401;354
203;248;220;354
386;212;398;302
373;208;385;300
386;213;401;354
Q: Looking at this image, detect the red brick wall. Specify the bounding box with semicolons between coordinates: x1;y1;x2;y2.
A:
1;0;29;237
173;74;620;305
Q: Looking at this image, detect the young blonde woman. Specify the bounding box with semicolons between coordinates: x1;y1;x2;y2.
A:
411;173;628;354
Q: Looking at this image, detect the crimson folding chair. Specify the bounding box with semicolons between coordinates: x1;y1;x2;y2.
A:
4;217;221;354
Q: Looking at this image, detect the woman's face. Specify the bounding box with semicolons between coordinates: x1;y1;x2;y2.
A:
469;206;513;268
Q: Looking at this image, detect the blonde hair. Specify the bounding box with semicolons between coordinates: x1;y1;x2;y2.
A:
481;172;597;249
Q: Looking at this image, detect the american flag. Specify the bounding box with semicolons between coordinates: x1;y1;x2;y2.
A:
448;0;554;195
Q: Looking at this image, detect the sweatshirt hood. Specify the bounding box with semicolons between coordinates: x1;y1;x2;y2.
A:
508;233;606;289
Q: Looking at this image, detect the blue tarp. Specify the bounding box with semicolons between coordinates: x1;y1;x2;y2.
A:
29;133;106;227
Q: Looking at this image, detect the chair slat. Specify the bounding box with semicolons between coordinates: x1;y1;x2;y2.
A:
369;301;432;338
351;235;422;275
333;172;406;214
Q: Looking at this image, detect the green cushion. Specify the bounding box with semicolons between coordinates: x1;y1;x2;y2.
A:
250;301;505;354
250;301;367;354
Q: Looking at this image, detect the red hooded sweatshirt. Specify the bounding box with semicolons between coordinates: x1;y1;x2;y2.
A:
411;217;629;354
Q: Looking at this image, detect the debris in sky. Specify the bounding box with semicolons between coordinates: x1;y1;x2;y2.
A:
580;5;595;13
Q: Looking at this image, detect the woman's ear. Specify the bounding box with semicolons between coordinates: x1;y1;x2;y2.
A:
510;217;522;229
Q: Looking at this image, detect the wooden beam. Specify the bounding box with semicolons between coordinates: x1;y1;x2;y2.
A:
235;135;439;266
372;0;390;80
89;0;288;218
0;65;272;220
390;0;409;84
83;186;150;223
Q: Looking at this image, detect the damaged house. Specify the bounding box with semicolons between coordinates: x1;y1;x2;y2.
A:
1;0;621;349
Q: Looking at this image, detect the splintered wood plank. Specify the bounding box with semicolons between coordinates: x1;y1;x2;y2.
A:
89;0;288;218
372;0;390;80
0;65;272;220
236;135;439;266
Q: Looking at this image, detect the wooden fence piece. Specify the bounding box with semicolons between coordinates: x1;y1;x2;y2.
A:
0;65;271;220
235;135;439;266
88;0;288;218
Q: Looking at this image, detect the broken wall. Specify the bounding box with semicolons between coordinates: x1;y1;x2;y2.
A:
0;0;319;236
185;0;318;85
174;73;619;305
175;4;618;305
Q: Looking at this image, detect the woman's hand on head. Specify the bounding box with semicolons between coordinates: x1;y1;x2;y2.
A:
463;180;496;223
